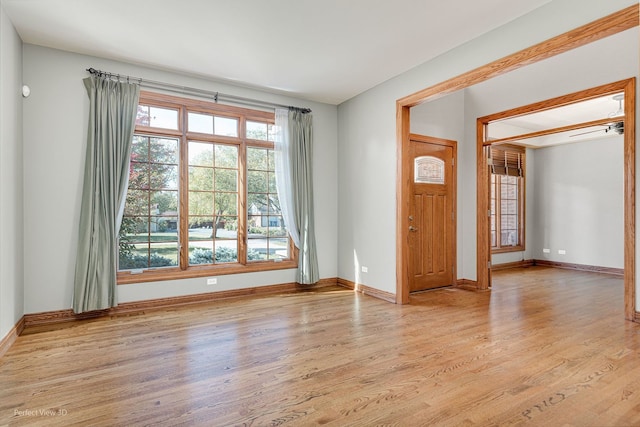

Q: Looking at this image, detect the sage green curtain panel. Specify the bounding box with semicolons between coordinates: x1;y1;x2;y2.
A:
289;110;319;285
73;76;140;313
274;108;300;248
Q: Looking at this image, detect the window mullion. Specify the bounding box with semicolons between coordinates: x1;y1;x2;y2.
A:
237;140;248;265
518;177;524;249
496;178;502;249
179;108;190;270
489;173;499;249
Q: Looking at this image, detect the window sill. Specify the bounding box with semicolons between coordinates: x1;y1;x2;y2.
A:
491;246;525;254
117;259;298;285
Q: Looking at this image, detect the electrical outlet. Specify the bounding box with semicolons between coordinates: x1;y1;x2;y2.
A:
361;266;368;273
206;278;217;285
558;249;566;255
542;248;550;254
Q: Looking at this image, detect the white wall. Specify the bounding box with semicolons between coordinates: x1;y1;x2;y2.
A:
22;45;338;314
532;137;624;268
0;4;24;337
337;0;638;296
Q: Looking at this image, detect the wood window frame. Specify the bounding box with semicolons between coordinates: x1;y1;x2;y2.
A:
490;145;525;254
395;4;638;323
117;91;297;285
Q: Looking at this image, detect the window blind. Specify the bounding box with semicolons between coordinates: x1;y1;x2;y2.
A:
489;144;525;177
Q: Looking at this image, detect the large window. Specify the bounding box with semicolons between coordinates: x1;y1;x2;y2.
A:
118;92;296;283
490;145;525;253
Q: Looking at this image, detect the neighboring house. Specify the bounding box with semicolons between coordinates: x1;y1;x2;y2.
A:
248;204;284;229
148;206;178;232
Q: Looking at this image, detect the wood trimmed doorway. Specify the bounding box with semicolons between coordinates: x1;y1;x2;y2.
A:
476;78;636;319
394;4;638;322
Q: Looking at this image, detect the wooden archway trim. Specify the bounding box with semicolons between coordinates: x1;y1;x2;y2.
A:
396;4;639;306
397;5;638;108
476;78;636;321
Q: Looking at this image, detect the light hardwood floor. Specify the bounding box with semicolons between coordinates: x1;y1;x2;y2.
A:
2;266;640;426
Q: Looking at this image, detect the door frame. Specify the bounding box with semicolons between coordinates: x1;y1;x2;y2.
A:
408;134;457;292
395;5;638;313
476;79;636;316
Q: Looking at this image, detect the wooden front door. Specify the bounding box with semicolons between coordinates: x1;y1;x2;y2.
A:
408;135;456;292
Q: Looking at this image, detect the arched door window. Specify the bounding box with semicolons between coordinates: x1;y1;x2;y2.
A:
414;156;444;184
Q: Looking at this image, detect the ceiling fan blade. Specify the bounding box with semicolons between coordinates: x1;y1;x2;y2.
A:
570;128;604;137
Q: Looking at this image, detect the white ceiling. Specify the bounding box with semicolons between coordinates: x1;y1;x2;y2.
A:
1;0;553;105
489;93;626;148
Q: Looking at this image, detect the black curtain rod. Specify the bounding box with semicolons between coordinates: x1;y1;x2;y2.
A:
86;68;312;113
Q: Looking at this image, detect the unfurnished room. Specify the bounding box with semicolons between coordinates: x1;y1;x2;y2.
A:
1;1;640;426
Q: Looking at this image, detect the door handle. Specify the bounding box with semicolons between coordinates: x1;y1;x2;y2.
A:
409;226;418;232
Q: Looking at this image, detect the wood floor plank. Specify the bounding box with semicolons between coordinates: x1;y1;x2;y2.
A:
1;266;640;426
